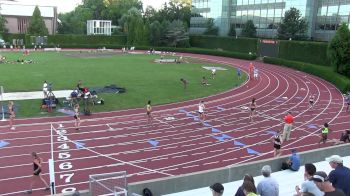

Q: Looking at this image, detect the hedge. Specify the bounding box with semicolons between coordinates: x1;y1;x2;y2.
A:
278;41;330;66
190;35;258;54
263;57;350;92
21;34;127;46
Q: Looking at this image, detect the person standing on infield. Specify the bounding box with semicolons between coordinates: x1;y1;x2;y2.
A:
27;152;50;194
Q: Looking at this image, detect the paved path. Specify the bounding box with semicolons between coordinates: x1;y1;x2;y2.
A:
1;90;72;101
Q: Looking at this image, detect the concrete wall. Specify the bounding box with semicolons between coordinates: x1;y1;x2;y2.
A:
53;144;350;196
128;144;350;196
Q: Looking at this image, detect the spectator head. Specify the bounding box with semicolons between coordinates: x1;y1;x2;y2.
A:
304;163;316;179
324;123;329;128
261;165;272;177
243;174;255;185
310;171;329;191
210;183;224;196
242;181;257;194
346;130;350;134
326;155;343;168
291;149;297;154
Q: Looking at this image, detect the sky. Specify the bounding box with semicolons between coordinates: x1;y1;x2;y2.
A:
2;0;170;13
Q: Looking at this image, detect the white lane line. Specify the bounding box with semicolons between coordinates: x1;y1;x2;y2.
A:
203;161;219;166
182;165;199;169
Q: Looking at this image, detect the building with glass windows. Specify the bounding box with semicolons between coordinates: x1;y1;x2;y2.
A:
190;0;350;41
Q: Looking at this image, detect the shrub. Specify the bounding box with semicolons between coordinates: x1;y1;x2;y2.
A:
263;57;350;92
278;40;330;66
190;35;258;54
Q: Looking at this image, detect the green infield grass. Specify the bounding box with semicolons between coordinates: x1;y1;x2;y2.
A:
0;51;246;118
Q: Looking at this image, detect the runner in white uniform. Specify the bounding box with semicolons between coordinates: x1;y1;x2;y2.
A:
198;101;205;124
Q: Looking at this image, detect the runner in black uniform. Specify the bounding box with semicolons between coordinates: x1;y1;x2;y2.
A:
8;101;15;130
27;152;50;194
273;130;282;157
249;98;257;122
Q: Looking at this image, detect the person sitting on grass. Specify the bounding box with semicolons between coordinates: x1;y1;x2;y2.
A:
202;76;210;86
180;78;188;89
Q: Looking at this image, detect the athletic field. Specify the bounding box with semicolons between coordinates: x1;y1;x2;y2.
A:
0;50;245;117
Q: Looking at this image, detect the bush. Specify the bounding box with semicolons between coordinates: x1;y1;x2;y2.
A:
22;34;127;47
263;57;350;92
278;40;330;66
190;35;258;54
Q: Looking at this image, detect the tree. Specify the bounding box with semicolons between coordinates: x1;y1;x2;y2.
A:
327;23;350;76
277;7;307;40
203;18;218;35
0;15;8;33
27;6;49;35
149;21;162;46
163;20;189;47
120;8;145;45
241;20;256;38
228;24;236;37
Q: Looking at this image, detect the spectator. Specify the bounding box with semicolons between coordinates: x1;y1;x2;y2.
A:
235;174;256;196
282;149;301;171
210;182;224;196
295;163;324;196
333;130;350;145
243;181;258;196
326;155;350;196
311;171;345;196
282;111;294;142
257;165;279;196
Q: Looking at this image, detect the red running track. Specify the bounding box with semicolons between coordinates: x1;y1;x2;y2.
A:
0;53;349;195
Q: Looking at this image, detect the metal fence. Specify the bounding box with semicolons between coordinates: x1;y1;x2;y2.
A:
89;171;127;196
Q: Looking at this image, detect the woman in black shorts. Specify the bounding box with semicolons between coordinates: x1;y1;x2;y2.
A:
309;94;315;109
146;100;152;125
74;104;81;130
27;152;50;194
273;130;282;157
249;98;257;122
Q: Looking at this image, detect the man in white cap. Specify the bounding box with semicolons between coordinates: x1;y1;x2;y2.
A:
257;165;279;196
311;171;345;196
326;155;350;196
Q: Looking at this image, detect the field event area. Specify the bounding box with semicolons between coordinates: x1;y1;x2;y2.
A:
0;50;245;118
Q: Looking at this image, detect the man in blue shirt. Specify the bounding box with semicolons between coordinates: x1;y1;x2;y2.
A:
257;165;279;196
282;149;300;171
326;155;350;196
